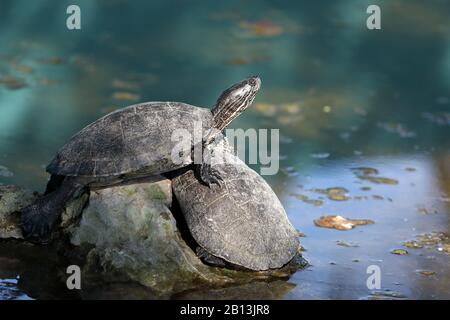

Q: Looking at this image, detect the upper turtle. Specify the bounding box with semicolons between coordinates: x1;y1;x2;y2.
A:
46;76;261;178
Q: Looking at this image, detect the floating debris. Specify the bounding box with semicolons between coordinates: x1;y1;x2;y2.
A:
40;56;64;65
360;186;371;191
404;167;416;172
38;78;60;86
422;112;450;126
0;165;14;177
112;79;140;91
360;176;398;185
100;106;120;114
416;270;436;276
404;232;450;255
352;195;369;201
70;55;97;73
112;92;140;102
125;72;158;86
403;241;424;249
353;107;368;116
279;135;293;144
322;105;332;113
351;167;398;185
226;55;268;66
436;96;449;104
377;122;416;138
280;166;299;177
391;249;408;255
438;244;450;253
338;132;350;141
0;76;27;90
284;103;301;114
238;20;284;37
227;57;248;65
352;167;379;176
291;193;323;207
309;187;349;201
372;195;384;200
417;206;438;215
368;290;407;300
336;240;359;248
310;153;330;159
314;215;374;231
15;65;33;74
253;103;277;116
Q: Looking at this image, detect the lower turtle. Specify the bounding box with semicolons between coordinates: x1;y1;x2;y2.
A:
171;138;300;271
21;76;261;243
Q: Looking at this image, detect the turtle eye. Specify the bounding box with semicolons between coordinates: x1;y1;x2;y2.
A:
248;78;257;86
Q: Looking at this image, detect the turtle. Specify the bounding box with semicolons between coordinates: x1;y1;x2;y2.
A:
21;76;261;243
171;138;300;271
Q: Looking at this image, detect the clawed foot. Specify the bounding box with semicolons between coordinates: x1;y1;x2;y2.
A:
196;163;223;188
20;196;60;245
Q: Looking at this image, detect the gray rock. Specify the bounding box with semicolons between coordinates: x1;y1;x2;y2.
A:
0;185;37;239
1;178;305;297
67;177;218;294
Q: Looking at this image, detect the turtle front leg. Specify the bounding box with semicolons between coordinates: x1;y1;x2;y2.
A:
21;178;80;244
192;130;224;187
195;162;223;187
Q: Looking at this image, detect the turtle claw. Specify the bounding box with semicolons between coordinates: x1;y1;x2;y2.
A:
20;196;60;245
197;163;223;188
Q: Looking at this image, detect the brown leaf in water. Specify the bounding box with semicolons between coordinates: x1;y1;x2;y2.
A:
314;215;374;231
0;76;27;90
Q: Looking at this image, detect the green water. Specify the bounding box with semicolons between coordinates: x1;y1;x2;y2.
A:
1;0;450;299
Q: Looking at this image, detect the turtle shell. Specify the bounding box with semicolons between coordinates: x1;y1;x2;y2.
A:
172;140;300;271
47;102;213;177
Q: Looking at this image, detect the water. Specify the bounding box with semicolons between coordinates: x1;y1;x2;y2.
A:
1;0;450;299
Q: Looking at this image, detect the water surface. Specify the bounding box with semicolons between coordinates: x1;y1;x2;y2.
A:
1;0;449;299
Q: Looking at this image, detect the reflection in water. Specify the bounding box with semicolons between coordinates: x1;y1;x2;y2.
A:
174;281;296;300
1;0;449;299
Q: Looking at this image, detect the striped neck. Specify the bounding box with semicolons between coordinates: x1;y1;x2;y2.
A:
211;76;261;131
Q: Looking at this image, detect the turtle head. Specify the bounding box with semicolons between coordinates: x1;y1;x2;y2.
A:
212;76;261;131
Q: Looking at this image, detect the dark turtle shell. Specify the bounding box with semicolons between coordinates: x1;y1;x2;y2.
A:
47;102;213;177
172;141;300;271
